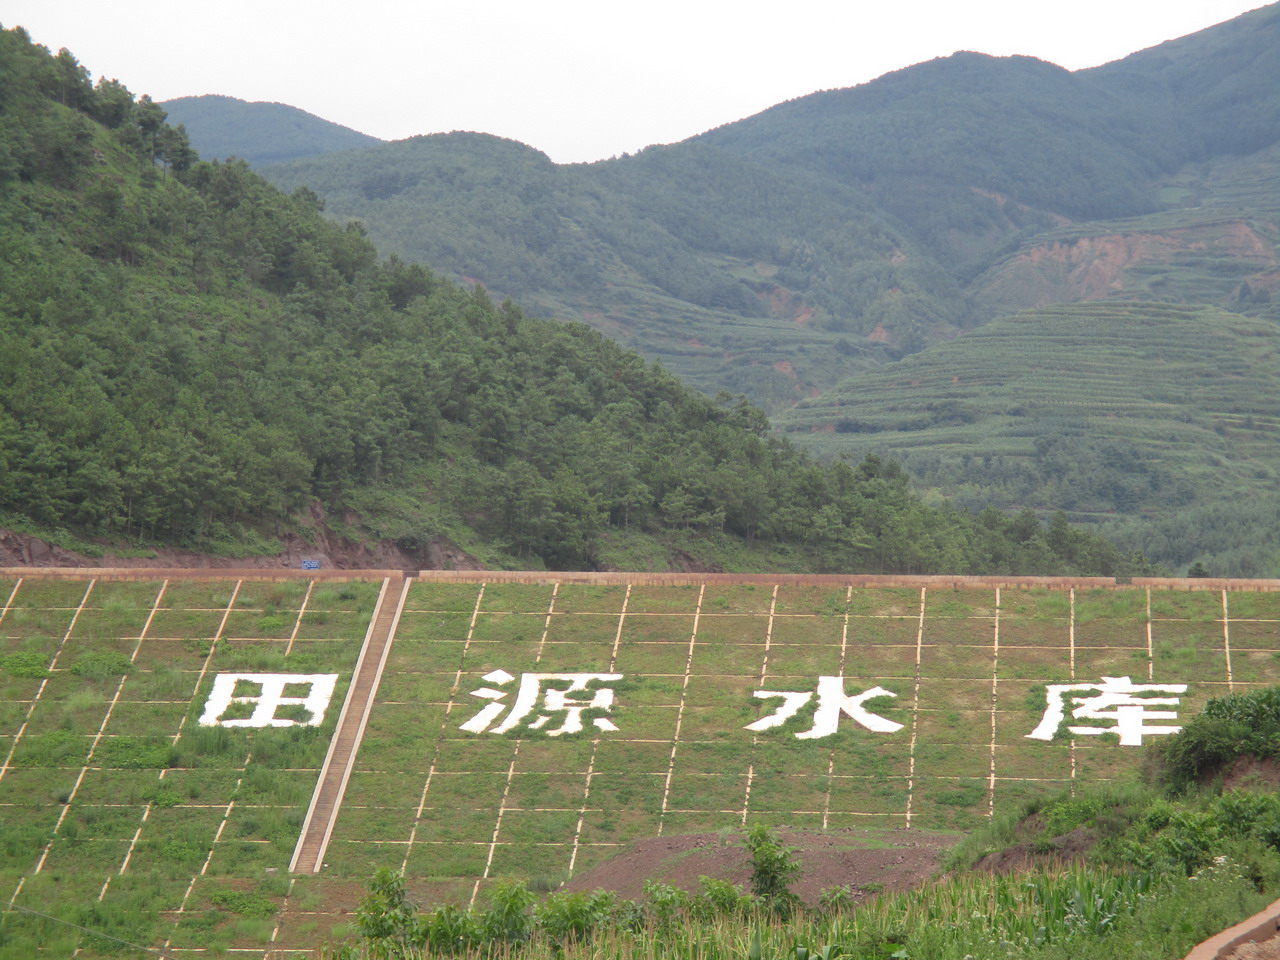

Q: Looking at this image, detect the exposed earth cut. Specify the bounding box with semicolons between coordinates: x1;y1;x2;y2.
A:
0;523;480;572
561;828;958;905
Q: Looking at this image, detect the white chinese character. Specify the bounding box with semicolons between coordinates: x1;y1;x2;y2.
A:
460;670;623;736
1026;676;1188;746
199;673;338;727
746;676;904;739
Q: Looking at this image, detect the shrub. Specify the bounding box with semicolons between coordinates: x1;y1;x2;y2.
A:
691;875;752;920
422;903;480;955
534;890;616;945
641;879;689;930
481;878;536;945
1;651;51;678
817;884;854;914
745;824;801;917
70;651;134;680
355;868;424;957
1153;686;1280;789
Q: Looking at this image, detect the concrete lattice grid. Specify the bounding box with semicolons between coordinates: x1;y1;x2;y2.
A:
0;569;1277;957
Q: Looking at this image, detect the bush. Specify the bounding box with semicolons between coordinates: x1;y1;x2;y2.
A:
691;875;752;920
481;878;536;945
422;903;480;955
745;824;801;917
533;890;616;945
70;651;134;680
1;652;51;678
1152;686;1280;789
641;879;688;930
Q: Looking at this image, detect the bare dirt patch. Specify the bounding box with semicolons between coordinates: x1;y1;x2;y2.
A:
1228;938;1280;960
973;825;1096;874
0;503;483;572
562;828;957;905
1228;935;1280;960
1222;756;1280;792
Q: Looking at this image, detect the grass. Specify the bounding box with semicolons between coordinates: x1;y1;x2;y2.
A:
331;578;1280;929
3;575;1280;957
0;575;376;958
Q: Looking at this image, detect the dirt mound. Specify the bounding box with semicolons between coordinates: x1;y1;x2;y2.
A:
562;828;956;905
0;529;87;566
0;516;482;572
974;826;1097;874
1222;756;1280;792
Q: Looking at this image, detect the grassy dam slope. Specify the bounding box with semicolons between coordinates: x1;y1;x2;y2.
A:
1;570;1278;956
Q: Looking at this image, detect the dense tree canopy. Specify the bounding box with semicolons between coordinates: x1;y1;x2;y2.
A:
0;26;1152;576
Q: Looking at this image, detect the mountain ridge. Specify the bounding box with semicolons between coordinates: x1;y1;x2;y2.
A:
160;93;383;164
155;4;1280;576
235;5;1279;408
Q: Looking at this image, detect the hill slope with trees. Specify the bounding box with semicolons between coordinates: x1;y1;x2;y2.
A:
243;4;1280;410
191;3;1280;575
160;94;383;165
778;302;1280;576
0;25;1149;576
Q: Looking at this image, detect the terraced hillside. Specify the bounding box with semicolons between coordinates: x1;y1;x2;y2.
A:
778;302;1280;568
971;142;1280;318
2;570;1278;957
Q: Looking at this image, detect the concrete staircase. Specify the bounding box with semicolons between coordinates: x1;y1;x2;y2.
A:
290;574;409;874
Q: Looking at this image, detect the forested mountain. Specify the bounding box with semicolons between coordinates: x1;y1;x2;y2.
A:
243;4;1280;413
161;94;383;165
185;3;1280;575
256;134;946;411
0;25;1148;576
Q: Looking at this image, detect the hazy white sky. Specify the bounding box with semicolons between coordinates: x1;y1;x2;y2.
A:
4;0;1269;163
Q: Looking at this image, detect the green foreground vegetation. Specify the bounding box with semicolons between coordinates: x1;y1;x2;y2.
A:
339;687;1280;960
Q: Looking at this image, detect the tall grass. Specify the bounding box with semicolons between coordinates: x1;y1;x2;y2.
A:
326;859;1268;960
334;756;1280;960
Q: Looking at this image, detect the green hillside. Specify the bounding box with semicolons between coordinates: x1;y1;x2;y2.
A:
694;52;1169;268
236;5;1280;411
1086;2;1280;162
698;3;1280;270
215;4;1280;576
258;133;956;410
160;94;383;165
0;25;1146;577
778;302;1280;575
